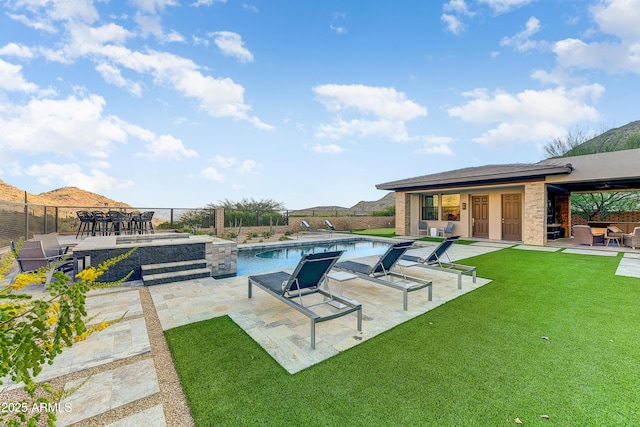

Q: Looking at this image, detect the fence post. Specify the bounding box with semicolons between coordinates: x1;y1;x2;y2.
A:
215;208;225;236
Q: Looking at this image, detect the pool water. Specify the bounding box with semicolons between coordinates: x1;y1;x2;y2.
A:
238;240;392;276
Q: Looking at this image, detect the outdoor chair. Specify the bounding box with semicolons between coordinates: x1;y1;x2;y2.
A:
572;225;605;246
13;240;74;284
248;250;362;349
418;221;429;235
400;236;476;290
33;233;70;258
300;220;315;232
91;211;111;236
439;222;455;238
75;210;94;238
333;241;432;311
323;219;350;233
623;227;640;250
107;211;129;235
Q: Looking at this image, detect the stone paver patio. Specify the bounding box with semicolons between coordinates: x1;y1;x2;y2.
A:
2;237;639;426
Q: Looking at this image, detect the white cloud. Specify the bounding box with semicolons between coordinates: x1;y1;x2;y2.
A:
314;84;426;121
211;31;254;63
309;143;344;154
443;0;473;15
237;159;258;173
0;59;39;92
478;0;537;14
192;0;227;6
0;43;35;59
330;24;347;35
551;0;640;74
242;4;259;13
95;62;143;96
136;134;199;160
418;144;455;155
591;0;640;40
313;84;427;142
213;155;237;167
200;166;224;181
0;94;126;157
447;85;603;145
500;16;542;52
441;14;465;35
26;162;133;193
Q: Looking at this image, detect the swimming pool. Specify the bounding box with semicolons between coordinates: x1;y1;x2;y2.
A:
237;239;392;276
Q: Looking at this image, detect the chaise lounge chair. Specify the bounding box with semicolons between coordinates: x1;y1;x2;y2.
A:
34;232;70;258
400;236;476;290
323;219;351;233
13;240;74;284
333;241;432;311
248;250;362;349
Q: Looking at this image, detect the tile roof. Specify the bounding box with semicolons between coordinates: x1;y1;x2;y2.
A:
376;162;573;191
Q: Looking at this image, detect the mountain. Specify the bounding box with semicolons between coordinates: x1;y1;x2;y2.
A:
564;120;640;157
0;180;131;208
294;192;395;213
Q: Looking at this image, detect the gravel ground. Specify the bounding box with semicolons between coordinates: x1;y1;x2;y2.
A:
0;286;195;427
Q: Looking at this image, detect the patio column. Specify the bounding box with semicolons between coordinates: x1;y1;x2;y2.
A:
395;191;410;236
215;208;225;236
523;182;546;246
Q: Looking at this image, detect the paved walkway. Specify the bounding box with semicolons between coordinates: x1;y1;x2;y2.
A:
2;238;640;426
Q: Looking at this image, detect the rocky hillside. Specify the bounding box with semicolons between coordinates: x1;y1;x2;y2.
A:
294;192;395;213
0;180;131;208
564;120;640;156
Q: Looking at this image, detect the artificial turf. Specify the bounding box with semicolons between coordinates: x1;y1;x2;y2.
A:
165;248;640;426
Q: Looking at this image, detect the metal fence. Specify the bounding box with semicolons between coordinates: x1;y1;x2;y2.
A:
0;201;393;249
0;201;219;249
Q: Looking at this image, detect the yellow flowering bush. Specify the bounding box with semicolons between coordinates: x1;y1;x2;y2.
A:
0;242;136;426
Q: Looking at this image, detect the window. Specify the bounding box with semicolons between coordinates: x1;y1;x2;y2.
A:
421;195;438;220
442;194;460;221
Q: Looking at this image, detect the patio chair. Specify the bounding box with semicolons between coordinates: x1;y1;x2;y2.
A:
333;241;432;311
623;227;640;250
300;220;315;232
13;240;74;284
248;250;362;349
323;219;351;233
572;225;605;246
91;211;111;236
401;236;475;290
418;221;429;235
75;210;94;238
439;222;455;238
33;233;70;258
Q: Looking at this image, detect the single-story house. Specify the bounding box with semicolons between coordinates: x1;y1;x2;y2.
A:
376;148;640;246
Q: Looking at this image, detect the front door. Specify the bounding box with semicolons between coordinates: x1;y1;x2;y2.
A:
472;196;489;238
502;194;522;241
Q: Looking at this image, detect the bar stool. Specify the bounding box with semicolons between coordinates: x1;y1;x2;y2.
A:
108;211;128;235
75;211;94;238
91;211;110;236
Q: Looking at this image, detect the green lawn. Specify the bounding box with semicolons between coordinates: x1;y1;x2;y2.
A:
165;249;640;426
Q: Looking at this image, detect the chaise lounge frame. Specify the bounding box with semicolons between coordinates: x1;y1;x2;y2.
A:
248;250;362;349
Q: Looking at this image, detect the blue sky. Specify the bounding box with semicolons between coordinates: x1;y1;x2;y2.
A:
0;0;639;210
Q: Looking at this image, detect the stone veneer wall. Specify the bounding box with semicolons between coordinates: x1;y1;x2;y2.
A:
523;182;546;246
206;237;237;278
289;216;395;232
395;191;409;236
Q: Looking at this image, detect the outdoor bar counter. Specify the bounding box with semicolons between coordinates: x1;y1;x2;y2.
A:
73;233;237;283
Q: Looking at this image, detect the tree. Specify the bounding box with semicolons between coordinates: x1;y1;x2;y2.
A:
213;198;285;212
0;244;135;426
571;192;640;221
543;127;590;158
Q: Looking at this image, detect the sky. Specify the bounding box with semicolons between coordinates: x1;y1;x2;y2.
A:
0;0;639;210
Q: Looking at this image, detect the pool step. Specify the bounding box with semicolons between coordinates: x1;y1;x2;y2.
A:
141;259;210;286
